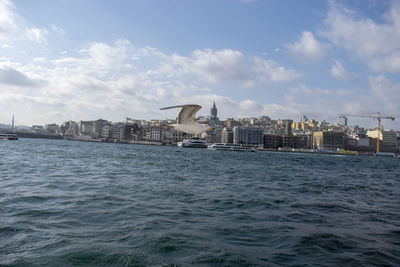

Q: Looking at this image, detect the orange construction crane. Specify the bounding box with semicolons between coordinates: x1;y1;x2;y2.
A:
338;112;395;153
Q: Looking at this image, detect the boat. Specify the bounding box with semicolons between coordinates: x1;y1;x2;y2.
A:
208;143;256;152
177;138;209;148
0;133;18;140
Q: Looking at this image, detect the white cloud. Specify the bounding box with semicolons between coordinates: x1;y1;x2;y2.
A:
34;57;47;63
0;0;17;34
84;39;133;69
25;28;49;43
165;48;250;83
2;44;13;48
330;59;357;80
322;1;400;73
158;48;301;85
253;57;302;82
369;75;400;102
287;31;330;62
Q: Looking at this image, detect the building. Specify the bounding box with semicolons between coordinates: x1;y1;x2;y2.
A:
93;119;109;138
32;125;45;133
313;131;345;150
284;119;293;136
263;134;282;149
221;127;233;143
124;123;139;140
204;129;221;144
233;126;263;145
224;119;242;128
80;121;94;136
111;123;125;140
45;123;60;135
145;127;163;141
338;115;348;126
61;121;79;136
101;124;111;139
367;130;398;152
263;134;312;150
210;101;218;121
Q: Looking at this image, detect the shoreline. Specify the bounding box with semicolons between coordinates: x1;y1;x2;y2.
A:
15;136;400;158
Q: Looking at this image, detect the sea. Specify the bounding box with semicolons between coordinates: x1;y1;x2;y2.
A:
1;138;399;266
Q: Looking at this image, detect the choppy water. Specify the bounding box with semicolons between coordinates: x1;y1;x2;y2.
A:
1;138;399;266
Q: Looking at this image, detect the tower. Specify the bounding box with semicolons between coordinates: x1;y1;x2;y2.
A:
338;115;347;126
210;102;217;120
11;115;14;129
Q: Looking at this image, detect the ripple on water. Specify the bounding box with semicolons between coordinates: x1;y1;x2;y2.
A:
0;139;400;266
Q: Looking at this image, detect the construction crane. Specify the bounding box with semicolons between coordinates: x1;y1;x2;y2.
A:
338;113;395;153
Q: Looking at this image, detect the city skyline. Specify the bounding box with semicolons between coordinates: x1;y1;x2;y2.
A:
0;0;399;129
1;102;397;132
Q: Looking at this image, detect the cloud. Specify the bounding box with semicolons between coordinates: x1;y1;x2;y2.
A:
369;75;400;102
0;66;41;87
322;1;400;73
1;44;13;48
85;39;131;67
49;24;65;35
34;57;47;63
330;59;357;80
253;57;302;82
158;48;301;85
287;31;330;62
164;48;250;83
26;28;49;43
0;38;304;125
289;83;352;97
0;0;17;34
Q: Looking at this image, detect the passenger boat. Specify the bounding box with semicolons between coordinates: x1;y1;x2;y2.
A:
0;133;18;140
208;143;256;152
177;138;208;148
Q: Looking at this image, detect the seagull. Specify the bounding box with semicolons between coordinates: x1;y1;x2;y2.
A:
160;104;212;135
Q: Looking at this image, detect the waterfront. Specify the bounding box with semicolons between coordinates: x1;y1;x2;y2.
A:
1;138;399;266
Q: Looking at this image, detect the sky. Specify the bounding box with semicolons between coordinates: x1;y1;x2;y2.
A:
0;0;399;130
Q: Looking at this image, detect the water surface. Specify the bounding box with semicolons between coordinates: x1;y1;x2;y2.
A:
1;138;399;266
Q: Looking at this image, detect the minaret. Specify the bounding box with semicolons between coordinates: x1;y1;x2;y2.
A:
11;115;14;129
210;102;217;120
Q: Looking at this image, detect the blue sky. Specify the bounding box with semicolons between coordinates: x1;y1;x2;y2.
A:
0;0;399;130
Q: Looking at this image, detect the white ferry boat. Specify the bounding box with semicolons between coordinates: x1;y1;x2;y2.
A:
208;143;256;152
177;138;209;148
0;133;18;140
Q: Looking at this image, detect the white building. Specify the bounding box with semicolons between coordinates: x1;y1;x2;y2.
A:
145;127;163;141
101;125;111;139
233;126;263;145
